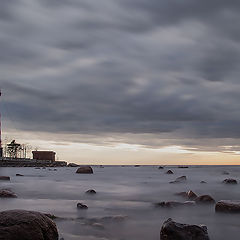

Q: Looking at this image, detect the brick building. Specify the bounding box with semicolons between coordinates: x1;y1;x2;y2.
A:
32;151;56;162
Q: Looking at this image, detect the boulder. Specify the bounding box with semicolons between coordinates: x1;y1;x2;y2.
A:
86;189;96;194
158;166;164;169
166;170;173;174
16;174;24;177
215;200;240;213
0;176;10;181
160;218;210;240
187;190;198;200
176;190;197;200
222;178;238;184
0;189;17;198
67;163;79;167
200;181;207;184
77;203;88;209
0;209;58;240
195;195;215;204
170;176;187;183
76;166;93;174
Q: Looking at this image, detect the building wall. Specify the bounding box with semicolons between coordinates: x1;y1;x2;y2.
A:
32;151;56;162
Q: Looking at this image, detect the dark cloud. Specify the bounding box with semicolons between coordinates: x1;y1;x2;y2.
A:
1;0;240;151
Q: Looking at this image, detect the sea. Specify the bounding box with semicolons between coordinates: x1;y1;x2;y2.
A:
0;165;240;240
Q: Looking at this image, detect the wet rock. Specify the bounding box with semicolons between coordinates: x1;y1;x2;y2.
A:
86;189;96;194
0;209;58;240
0;189;17;198
215;200;240;213
222;178;238;184
0;176;10;181
195;195;215;204
166;170;173;174
134;165;140;167
16;174;24;176
170;176;187;183
77;203;88;209
176;190;197;200
200;181;207;184
156;201;195;208
160;218;210;240
158;166;164;169
76;166;93;174
178;166;189;168
67;163;79;167
187;190;198;200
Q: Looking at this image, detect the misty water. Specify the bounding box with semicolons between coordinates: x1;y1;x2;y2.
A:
0;166;240;240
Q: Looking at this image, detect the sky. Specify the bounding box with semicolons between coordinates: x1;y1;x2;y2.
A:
1;0;240;165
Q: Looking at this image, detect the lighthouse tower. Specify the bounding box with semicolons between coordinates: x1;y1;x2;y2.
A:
0;89;2;158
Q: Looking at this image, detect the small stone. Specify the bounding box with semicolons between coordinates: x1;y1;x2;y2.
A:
0;176;10;181
223;178;238;184
166;170;173;174
77;203;88;209
86;189;96;194
0;189;17;198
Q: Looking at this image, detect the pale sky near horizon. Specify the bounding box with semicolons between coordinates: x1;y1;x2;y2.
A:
1;0;240;165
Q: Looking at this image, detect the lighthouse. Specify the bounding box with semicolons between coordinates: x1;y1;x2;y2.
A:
0;89;3;158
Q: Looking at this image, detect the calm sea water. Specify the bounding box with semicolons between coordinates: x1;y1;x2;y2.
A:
0;166;240;240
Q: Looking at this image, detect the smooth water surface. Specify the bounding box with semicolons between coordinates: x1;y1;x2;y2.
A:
0;166;240;240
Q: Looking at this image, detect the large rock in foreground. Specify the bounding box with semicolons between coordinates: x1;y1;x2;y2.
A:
215;200;240;213
160;218;210;240
0;210;58;240
76;166;93;174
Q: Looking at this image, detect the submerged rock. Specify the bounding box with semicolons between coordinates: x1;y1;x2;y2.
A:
0;176;10;181
200;181;207;184
160;218;210;240
170;176;187;183
222;171;229;175
222;178;238;184
166;170;173;174
195;195;215;204
77;203;88;209
86;189;96;194
156;201;195;208
0;189;17;198
76;166;93;174
215;200;240;213
0;209;58;240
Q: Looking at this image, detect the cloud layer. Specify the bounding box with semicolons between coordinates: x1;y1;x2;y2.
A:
1;0;240;152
